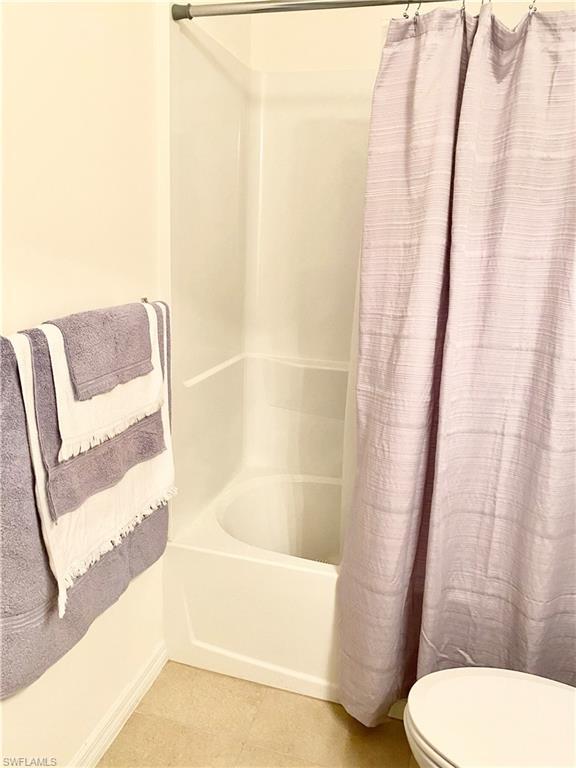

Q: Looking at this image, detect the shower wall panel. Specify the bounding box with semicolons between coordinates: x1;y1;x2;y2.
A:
244;357;348;477
170;20;252;536
242;69;373;480
171;16;379;534
244;71;372;363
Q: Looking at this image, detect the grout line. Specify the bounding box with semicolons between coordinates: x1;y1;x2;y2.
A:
233;739;249;768
130;703;250;756
239;681;270;758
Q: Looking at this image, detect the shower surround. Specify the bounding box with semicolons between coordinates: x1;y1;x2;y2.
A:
164;13;376;698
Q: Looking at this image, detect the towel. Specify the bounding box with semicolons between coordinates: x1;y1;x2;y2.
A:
49;302;153;401
24;325;165;521
0;336;168;700
10;302;176;616
42;302;164;462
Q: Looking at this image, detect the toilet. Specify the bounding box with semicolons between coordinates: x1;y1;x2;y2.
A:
404;668;576;768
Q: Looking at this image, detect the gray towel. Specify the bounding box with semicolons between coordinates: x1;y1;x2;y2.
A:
48;302;153;400
23;308;165;520
0;331;168;700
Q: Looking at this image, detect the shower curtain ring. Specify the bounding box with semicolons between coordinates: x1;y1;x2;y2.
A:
414;2;422;16
528;0;537;13
461;0;466;15
403;2;410;18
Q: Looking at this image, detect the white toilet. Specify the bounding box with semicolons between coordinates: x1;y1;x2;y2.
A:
404;668;576;768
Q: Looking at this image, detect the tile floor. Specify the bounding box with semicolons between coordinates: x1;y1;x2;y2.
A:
99;662;416;768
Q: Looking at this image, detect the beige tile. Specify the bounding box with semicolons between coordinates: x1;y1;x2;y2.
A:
332;717;413;768
137;662;264;737
102;667;413;768
236;744;322;768
98;712;242;768
247;687;412;768
246;688;345;765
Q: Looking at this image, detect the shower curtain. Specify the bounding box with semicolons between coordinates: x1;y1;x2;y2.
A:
338;3;576;727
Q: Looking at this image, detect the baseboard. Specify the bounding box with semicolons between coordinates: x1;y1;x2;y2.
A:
69;641;167;768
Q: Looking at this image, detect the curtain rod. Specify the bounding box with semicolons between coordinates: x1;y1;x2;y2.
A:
172;0;444;20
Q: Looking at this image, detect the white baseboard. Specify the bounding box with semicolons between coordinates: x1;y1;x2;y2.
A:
69;642;167;768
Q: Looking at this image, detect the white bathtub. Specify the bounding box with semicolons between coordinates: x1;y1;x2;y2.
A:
164;472;342;701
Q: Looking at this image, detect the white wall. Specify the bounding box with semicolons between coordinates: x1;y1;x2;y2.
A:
0;3;170;764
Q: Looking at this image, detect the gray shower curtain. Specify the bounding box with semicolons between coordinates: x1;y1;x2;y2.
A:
338;3;576;727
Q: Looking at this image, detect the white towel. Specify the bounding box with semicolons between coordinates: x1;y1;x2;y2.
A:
42;302;164;462
10;302;176;617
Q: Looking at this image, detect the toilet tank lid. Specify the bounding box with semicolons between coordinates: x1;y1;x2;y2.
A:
407;668;576;768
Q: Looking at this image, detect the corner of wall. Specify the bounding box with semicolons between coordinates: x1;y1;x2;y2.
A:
69;642;168;768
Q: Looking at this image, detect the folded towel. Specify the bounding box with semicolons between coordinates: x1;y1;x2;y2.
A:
10;302;176;616
24;327;165;521
0;336;168;700
49;302;153;401
42;302;164;462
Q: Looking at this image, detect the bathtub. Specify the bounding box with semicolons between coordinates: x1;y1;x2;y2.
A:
164;471;342;701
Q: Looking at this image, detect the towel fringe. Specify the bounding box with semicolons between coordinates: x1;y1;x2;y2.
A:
57;398;164;463
56;485;177;617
